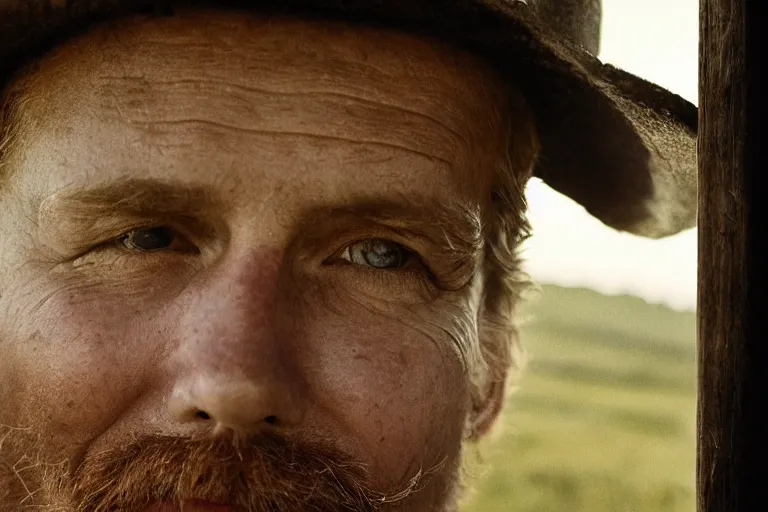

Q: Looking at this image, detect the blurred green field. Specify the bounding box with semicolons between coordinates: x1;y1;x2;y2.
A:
461;284;697;512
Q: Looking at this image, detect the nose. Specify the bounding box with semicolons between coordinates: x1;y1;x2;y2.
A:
170;373;303;431
167;252;307;433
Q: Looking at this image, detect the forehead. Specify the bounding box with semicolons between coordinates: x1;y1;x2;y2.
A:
8;9;510;208
49;8;507;105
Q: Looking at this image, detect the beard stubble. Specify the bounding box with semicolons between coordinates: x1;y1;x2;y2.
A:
1;425;433;512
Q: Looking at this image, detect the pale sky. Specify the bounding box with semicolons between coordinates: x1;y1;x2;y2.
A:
521;0;699;311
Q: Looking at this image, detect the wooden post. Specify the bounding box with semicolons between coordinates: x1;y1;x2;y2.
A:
698;1;767;510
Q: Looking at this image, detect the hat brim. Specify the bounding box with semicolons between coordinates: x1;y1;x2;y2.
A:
0;0;697;238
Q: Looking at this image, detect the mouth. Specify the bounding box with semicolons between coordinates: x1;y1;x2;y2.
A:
144;500;231;512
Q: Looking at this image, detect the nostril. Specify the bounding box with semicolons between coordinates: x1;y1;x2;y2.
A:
196;410;212;420
264;415;277;425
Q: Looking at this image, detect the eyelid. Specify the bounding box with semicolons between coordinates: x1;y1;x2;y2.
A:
53;210;218;254
325;239;441;296
326;236;426;268
334;235;477;293
339;239;422;268
75;224;191;259
118;225;201;252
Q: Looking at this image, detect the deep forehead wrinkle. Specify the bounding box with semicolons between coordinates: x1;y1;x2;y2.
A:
34;9;509;152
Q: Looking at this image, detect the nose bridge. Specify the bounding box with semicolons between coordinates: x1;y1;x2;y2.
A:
169;249;306;432
190;249;282;352
182;249;283;371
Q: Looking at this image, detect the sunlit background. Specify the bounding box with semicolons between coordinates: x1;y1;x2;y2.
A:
522;0;698;311
464;1;699;511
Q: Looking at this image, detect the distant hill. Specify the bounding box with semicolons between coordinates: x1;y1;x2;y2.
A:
522;283;696;350
463;284;697;512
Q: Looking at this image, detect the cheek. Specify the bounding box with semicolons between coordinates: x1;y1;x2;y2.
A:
302;299;472;488
6;278;158;455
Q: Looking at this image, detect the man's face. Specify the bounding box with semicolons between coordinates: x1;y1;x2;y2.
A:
0;8;519;511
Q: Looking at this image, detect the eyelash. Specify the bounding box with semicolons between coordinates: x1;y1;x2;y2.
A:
94;226;436;277
71;224;190;263
330;237;432;271
326;237;442;297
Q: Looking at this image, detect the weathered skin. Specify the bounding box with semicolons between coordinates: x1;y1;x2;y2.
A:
0;8;530;511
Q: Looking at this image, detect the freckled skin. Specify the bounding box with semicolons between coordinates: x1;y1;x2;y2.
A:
0;8;516;511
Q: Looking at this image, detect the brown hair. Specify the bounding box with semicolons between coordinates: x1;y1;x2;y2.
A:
470;88;538;424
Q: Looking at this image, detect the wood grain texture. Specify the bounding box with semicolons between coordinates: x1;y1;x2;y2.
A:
697;0;767;510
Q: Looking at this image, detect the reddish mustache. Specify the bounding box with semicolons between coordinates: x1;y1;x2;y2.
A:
71;432;386;512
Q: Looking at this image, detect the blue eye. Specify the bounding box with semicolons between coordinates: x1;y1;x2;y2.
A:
341;239;412;269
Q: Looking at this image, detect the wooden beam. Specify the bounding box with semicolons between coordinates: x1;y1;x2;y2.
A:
698;0;767;510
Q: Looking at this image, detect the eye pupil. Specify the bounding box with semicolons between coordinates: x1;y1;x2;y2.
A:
356;239;407;269
121;227;176;252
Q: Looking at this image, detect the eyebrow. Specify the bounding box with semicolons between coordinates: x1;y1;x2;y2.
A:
296;193;486;257
39;177;486;252
39;177;226;220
